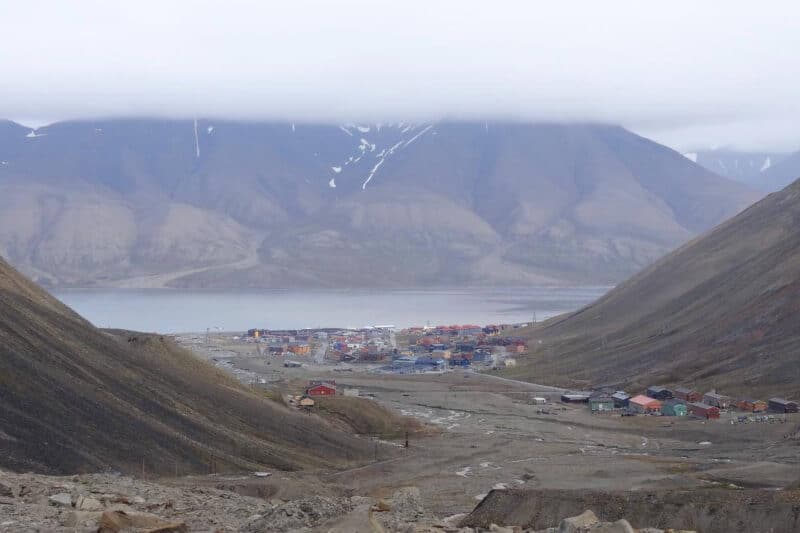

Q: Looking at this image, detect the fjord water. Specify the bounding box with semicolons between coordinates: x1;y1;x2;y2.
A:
52;287;609;333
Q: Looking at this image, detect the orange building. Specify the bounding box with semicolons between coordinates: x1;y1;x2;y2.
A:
288;343;311;355
628;395;663;414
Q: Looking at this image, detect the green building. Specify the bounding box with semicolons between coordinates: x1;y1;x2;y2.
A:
590;395;615;412
662;399;688;416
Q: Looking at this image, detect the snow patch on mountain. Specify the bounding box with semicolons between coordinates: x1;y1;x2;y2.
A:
25;130;45;139
683;152;698;163
207;126;215;134
362;158;386;190
328;123;435;191
359;138;376;153
193;119;200;158
329;178;336;188
760;156;771;171
404;125;433;147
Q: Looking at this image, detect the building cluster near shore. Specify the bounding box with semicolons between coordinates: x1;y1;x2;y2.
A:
392;324;527;372
245;322;529;371
561;385;798;420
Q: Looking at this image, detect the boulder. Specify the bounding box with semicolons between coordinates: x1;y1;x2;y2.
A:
48;493;73;507
592;519;635;533
390;487;424;522
97;509;177;532
0;482;13;498
559;510;600;533
489;524;519;533
75;495;104;511
373;499;392;512
63;511;103;528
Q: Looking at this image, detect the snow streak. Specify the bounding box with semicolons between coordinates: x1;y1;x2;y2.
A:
193;119;200;158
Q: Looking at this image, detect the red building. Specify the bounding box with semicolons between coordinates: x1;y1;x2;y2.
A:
737;399;768;412
673;387;702;403
689;402;720;419
306;381;336;396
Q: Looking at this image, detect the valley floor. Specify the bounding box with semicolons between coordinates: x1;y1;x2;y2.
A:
192;335;800;524
5;333;799;532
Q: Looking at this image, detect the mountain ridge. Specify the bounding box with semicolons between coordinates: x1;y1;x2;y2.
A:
0;119;758;288
683;148;796;191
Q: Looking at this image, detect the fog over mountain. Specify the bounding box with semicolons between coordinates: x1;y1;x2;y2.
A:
0;119;757;288
1;2;796;288
3;1;800;151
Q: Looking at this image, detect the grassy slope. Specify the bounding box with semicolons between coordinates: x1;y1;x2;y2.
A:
0;257;373;474
503;180;800;398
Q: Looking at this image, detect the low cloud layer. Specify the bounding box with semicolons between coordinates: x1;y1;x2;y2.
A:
2;1;799;150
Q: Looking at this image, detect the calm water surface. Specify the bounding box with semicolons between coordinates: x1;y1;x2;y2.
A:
52;287;610;333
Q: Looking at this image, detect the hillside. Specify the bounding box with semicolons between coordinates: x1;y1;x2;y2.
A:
504;178;800;398
0;255;373;474
0;119;758;287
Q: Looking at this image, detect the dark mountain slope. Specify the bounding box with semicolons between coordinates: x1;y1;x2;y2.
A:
0;256;373;474
0;119;758;287
505;179;800;398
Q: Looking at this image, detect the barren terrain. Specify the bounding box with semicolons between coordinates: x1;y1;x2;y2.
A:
178;334;800;520
3;331;799;531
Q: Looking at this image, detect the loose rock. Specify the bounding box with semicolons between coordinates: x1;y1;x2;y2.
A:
559;510;600;533
48;493;72;508
75;495;104;511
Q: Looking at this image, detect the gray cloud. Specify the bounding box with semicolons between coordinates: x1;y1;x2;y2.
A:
2;0;799;151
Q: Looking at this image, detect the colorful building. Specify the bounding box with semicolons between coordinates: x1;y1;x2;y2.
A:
306;381;336;396
590;395;615;412
689;402;720;419
662;399;688;416
629;395;663;414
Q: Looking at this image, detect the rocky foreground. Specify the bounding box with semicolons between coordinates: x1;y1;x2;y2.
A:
0;470;695;533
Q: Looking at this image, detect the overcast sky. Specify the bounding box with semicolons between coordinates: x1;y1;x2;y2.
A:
2;1;799;151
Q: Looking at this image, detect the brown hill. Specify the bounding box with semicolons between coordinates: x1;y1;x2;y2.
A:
504;179;800;398
0;256;373;474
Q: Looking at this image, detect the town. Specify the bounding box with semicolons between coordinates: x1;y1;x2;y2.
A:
244;322;528;371
233;324;798;424
561;386;798;420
